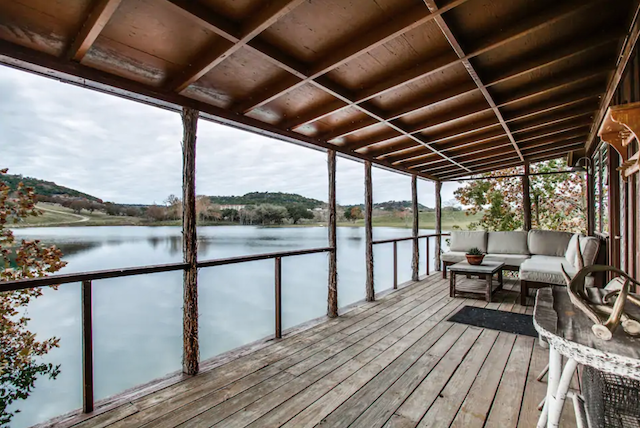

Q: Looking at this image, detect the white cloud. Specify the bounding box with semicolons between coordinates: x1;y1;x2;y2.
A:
0;66;462;205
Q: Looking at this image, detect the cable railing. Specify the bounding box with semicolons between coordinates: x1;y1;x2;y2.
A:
372;233;450;289
0;246;332;413
0;234;450;415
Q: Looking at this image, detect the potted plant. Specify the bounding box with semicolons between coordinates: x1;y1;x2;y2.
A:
465;247;485;265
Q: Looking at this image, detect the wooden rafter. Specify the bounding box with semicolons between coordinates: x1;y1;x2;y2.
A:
283;1;611;132
67;0;122;61
587;1;640;152
169;0;305;92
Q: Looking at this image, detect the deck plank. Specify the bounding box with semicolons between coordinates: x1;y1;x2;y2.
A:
54;274;565;428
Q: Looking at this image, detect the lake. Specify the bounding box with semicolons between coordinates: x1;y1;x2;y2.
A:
8;225;442;427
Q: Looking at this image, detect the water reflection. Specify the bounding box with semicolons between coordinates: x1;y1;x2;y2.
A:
8;225;438;428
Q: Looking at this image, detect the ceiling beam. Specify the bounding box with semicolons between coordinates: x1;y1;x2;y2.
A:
0;39;440;183
169;0;305;92
586;0;640;152
238;0;471;113
67;0;122;62
285;27;618;132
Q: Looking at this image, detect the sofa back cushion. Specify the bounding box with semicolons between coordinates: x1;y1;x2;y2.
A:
487;231;529;255
449;231;487;253
565;234;600;267
565;234;579;264
527;230;573;257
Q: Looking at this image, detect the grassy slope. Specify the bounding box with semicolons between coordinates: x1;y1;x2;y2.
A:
15;204;481;230
339;210;481;230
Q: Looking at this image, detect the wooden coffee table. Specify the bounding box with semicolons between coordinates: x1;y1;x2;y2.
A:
449;261;504;302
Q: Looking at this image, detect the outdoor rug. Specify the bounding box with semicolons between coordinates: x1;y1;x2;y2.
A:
447;306;537;337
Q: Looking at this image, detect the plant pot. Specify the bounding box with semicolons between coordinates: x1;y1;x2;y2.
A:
465;254;485;265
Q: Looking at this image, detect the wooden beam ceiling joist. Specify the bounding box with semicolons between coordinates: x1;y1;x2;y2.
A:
67;0;123;62
169;0;306;92
586;0;640;152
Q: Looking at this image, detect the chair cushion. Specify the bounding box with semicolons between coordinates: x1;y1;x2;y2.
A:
487;231;530;255
565;234;579;265
442;251;466;263
527;230;573;257
449;231;487;253
519;255;575;286
484;254;530;268
578;235;599;267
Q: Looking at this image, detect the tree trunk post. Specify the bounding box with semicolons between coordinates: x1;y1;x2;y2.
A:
598;149;603;233
181;107;199;376
365;161;374;301
327;150;338;318
435;180;442;272
586;159;595;236
608;145;621;278
411;175;419;281
523;162;532;231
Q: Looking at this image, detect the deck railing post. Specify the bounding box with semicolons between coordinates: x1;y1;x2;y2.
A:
435;180;442;272
181;107;199;376
275;256;282;339
327;150;338;318
81;280;94;413
365;161;374;301
393;241;398;289
411;175;419;281
426;237;430;276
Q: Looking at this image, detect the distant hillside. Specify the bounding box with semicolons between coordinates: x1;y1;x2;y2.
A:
344;200;430;210
209;192;324;209
2;174;102;202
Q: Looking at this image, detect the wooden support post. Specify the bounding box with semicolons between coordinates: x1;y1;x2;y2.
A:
523;162;532;231
435;180;442;273
411;175;419;281
598;149;604;233
81;280;94;413
181;107;199;375
393;241;398;289
587;160;595;236
608;144;621;278
365;161;374;301
275;257;282;339
327;150;338;318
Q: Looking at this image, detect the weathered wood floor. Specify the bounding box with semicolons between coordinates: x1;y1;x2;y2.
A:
53;273;578;428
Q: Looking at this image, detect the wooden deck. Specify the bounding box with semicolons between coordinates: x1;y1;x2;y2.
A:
54;273;579;428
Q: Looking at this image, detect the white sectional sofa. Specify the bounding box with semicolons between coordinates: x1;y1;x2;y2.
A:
441;230;601;305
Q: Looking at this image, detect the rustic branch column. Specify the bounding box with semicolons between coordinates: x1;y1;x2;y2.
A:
181;107;199;375
365;161;374;301
435;180;442;272
522;162;532;231
587;161;595;236
411;175;419;281
608;144;621;276
598;149;604;232
327;150;338;317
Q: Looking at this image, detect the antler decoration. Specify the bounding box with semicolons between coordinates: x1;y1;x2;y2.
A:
561;238;640;340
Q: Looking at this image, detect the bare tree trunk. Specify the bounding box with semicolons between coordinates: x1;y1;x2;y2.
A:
327;150;338;317
365;161;374;301
181;107;199;376
435;180;442;272
411;175;419;281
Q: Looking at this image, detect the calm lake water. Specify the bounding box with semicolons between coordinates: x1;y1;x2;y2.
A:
9;225;442;427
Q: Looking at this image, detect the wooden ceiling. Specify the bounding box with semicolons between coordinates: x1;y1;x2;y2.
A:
0;0;637;180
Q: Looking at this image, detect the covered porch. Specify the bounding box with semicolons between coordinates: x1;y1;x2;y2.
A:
1;0;640;426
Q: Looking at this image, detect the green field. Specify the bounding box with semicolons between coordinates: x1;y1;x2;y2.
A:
339;210;481;230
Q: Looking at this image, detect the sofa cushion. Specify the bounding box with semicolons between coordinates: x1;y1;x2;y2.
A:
565;234;579;265
487;231;529;255
441;251;466;263
527;230;573;257
449;231;487;253
484;254;530;268
519;255;574;286
578;235;599;266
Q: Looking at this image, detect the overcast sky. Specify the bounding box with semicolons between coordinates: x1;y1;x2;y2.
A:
0;66;462;206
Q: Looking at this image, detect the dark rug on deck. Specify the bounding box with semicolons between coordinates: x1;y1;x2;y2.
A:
447;306;537;337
